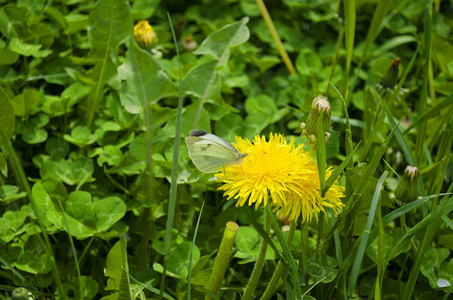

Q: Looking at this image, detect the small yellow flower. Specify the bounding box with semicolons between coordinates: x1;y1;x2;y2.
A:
134;20;158;50
216;133;345;223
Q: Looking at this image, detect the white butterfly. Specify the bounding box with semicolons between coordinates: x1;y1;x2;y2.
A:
185;130;248;173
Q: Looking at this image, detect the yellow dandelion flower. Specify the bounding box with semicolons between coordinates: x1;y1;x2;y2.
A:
216;133;345;223
134;20;158;50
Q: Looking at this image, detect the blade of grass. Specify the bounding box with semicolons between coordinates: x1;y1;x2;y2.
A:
436;110;453;161
362;0;392;54
414;0;432;164
188;201;205;300
343;0;356;99
242;208;283;261
316;121;326;197
325;125;395;243
161;13;184;299
373;89;417;167
348;171;387;297
267;206;301;297
385;196;453;268
359;110;385;162
323;141;361;196
404;93;453;133
375;192;385;300
255;0;296;74
316;120;327;248
129;273;175;300
329;82;354;199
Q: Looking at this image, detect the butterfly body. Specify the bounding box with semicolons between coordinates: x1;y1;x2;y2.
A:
185;130;247;173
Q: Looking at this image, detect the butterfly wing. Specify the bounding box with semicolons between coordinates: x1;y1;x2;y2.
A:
186;136;241;173
189;130;240;155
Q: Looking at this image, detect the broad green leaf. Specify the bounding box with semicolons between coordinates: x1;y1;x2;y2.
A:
88;0;131;55
215;114;246;141
194;17;250;67
84;0;132;127
66;13;89;34
0;86;15;147
10;88;40;117
16;252;52;274
167;242;200;277
431;32;453;78
63;126;97;147
118;46;177;114
0;46;20;66
245;94;290;124
237;44;280;72
0;205;30;242
93;196;127;232
40;157;94;186
235;227;259;254
0;185;27;204
15;114;49;144
65;191;97;230
307;254;339;283
103;237;132;299
32;178;68;213
420;247;450;289
0;5;27;38
244;112;270;140
59;276;99;300
94;145;123;167
183;61;221;101
9;37;52;57
45;136;70;160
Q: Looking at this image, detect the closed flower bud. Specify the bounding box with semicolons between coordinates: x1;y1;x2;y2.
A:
394;165;420;204
302;95;331;141
133;20;158;51
11;288;31;300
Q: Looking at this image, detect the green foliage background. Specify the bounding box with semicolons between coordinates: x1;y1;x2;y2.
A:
0;0;453;299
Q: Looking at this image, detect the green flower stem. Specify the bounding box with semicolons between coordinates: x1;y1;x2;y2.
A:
400;214;418;257
255;0;297;74
243;210;271;300
260;221;297;300
205;221;239;300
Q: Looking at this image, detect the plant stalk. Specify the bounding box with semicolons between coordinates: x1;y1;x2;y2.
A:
243;210;271;300
260;221;297;300
255;0;296;74
205;221;239;300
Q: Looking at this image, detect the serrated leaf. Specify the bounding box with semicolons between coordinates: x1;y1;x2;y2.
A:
88;0;131;54
194;17;250;67
118;46;177;114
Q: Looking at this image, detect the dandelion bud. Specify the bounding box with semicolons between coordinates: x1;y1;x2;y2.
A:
303;95;331;139
394;165;419;204
133;21;158;51
183;35;197;52
11;288;31;300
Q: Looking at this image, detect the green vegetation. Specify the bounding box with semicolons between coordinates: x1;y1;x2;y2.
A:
1;0;453;299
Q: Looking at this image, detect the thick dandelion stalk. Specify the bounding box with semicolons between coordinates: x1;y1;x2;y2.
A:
242;209;271;300
205;221;239;300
